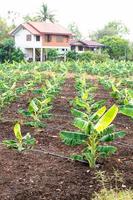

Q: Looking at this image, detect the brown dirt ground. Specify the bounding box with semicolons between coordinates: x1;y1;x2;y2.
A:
0;73;132;200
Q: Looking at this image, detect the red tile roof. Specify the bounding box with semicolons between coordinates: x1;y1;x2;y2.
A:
11;22;72;36
70;39;104;47
29;22;72;35
22;23;40;35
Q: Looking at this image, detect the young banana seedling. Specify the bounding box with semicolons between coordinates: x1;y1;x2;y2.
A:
19;97;52;127
60;105;126;168
2;123;36;152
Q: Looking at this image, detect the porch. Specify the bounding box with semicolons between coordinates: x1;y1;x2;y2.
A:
25;48;47;62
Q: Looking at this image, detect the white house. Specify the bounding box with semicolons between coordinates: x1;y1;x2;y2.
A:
10;22;72;61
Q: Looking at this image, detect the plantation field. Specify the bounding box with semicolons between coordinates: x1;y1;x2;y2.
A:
0;61;132;200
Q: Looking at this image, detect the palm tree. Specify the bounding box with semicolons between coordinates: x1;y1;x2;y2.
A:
37;3;56;23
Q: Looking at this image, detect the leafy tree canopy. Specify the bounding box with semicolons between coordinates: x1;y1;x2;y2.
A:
0;17;10;42
68;22;82;40
100;35;129;60
23;3;56;23
90;21;129;41
0;38;24;63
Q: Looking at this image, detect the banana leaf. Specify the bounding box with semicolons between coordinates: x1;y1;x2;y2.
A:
73;118;88;131
100;131;126;142
14;123;22;143
71;108;88;119
60;131;88;146
119;105;133;118
95;104;118;132
97;145;117;157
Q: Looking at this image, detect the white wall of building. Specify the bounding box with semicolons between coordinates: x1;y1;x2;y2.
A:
14;28;42;51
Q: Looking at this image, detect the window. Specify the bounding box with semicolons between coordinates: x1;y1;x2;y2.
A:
45;34;52;42
36;35;40;41
71;46;75;51
78;46;83;51
56;36;64;42
66;36;69;42
26;34;31;41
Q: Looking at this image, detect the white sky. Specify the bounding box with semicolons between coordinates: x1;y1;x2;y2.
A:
0;0;133;40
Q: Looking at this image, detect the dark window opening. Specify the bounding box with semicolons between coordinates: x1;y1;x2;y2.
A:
36;35;40;41
78;46;83;51
71;46;75;51
45;35;52;42
26;34;31;41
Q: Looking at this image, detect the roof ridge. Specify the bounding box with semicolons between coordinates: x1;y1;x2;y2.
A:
27;22;41;34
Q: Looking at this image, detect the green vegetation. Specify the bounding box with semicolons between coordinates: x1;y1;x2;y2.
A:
0;38;24;63
60;75;126;168
2;123;36;152
93;170;133;200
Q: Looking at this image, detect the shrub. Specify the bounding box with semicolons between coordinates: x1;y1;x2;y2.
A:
66;51;79;61
0;38;24;63
79;51;110;63
47;49;58;61
66;50;109;62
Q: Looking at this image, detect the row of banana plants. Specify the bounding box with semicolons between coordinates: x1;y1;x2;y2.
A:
99;76;133;119
76;60;133;78
2;70;67;151
60;74;126;168
68;60;133;119
18;71;67;128
0;61;67;111
0;63;46;111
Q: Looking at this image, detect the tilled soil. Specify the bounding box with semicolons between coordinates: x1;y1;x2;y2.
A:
0;73;132;200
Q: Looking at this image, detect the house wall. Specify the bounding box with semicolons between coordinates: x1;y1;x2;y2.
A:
14;28;42;52
25;48;33;60
42;34;70;47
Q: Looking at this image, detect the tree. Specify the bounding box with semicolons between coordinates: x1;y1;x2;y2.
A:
90;21;129;41
0;17;10;42
23;14;38;23
68;22;82;40
100;35;129;60
0;38;24;63
37;3;56;23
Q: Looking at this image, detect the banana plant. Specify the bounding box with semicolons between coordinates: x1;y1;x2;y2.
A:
19;97;52;127
2;123;36;152
119;105;133;119
60;105;125;168
72;96;106;117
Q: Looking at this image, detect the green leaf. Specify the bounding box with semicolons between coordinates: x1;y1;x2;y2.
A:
100;131;126;142
101;124;115;135
25;121;46;128
41;97;51;105
70;154;84;161
112;84;119;93
73;118;88;131
60;131;88;146
28;100;38;113
119;105;133;118
71;108;88;119
2;140;17;148
14;123;23;143
91;100;106;110
23;133;36;146
18;109;31;117
97;145;117;157
95;106;106;117
95;104;118;132
82;90;89;101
